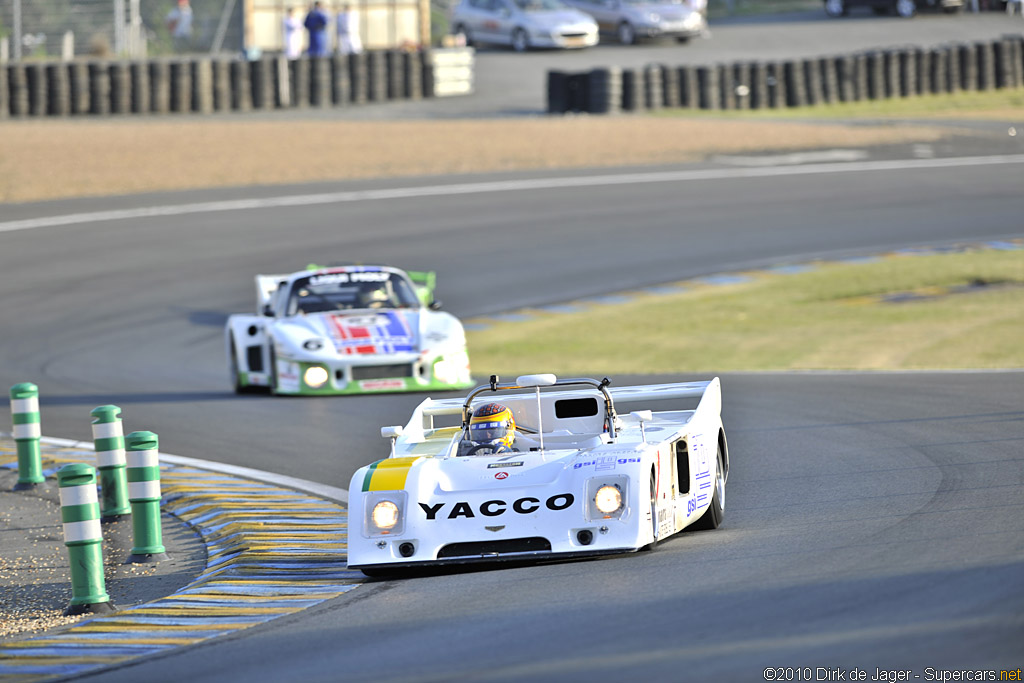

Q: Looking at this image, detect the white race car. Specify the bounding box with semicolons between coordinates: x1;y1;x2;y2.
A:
225;265;473;395
347;373;728;575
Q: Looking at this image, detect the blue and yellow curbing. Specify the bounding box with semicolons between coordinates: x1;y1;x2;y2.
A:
0;437;365;681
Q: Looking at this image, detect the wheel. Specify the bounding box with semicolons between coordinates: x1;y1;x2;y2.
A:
641;468;659;551
616;21;636;45
690;445;725;531
228;334;261;394
895;0;916;16
675;36;690;44
268;345;279;395
453;24;472;47
823;0;847;15
511;28;529;52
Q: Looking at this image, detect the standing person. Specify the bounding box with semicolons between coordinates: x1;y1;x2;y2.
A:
283;7;304;59
303;1;329;57
336;3;363;55
165;0;193;53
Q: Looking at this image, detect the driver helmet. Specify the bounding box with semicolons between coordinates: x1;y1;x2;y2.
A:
360;285;390;308
468;402;516;451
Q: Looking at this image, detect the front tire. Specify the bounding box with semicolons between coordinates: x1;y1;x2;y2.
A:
453;24;472;47
690;445;725;531
268;345;279;395
616;21;636;45
511;28;529;52
895;0;917;16
229;334;262;394
641;468;659;551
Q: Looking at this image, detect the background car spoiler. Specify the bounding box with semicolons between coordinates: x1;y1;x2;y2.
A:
406;270;437;307
255;274;289;311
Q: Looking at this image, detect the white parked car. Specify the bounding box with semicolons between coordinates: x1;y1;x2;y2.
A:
563;0;708;44
347;373;729;575
451;0;599;52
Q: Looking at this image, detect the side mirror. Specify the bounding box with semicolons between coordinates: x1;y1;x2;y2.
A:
262;303;274;317
429;300;443;311
381;426;405;439
381;425;404;457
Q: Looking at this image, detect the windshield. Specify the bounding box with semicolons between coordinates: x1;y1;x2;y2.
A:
286;270;420;315
512;0;569;10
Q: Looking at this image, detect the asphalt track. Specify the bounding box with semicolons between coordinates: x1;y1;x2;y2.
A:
1;136;1022;680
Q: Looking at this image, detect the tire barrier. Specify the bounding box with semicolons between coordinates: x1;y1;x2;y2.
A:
349;52;368;104
9;383;43;490
58;463;114;616
125;430;168;564
310;56;331;107
110;62;131;115
249;57;272;110
366;50;387;102
546;36;1024;115
403;50;423;100
2;48;473;117
91;405;130;521
130;62;150;113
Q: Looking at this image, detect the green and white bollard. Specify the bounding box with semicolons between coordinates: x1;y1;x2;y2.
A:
58;463;114;615
91;405;130;521
10;382;44;490
124;431;168;563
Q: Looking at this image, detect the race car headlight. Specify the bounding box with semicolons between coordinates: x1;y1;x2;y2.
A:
595;485;623;514
303;365;329;389
647;12;661;22
372;501;400;530
587;476;628;521
365;492;407;536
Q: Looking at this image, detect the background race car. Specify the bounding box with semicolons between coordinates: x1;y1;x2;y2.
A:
225;265;473;396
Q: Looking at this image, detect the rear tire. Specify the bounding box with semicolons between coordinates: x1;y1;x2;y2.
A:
617;21;636;45
690;445;725;531
824;0;847;15
511;28;529;52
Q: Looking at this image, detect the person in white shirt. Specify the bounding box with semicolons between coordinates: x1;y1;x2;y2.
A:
283;7;304;59
336;4;363;55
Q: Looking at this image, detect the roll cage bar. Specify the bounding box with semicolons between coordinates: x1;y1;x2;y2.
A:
460;374;618;439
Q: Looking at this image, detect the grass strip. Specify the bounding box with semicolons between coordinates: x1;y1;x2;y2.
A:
466;248;1024;374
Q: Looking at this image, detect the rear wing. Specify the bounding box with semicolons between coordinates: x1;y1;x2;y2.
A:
406;270;437;307
255;274;289;312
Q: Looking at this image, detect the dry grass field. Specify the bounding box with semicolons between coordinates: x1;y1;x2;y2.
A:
0;116;949;203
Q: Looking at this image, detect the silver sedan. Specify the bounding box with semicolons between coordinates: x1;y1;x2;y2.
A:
563;0;708;45
451;0;600;52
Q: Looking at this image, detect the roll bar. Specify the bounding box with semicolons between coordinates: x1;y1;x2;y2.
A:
460;374;618;438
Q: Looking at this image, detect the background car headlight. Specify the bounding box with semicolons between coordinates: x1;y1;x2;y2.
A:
372;500;400;530
595;485;623;514
303;365;329;388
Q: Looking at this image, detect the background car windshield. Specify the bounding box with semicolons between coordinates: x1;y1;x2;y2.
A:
512;0;569;10
286;272;420;315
